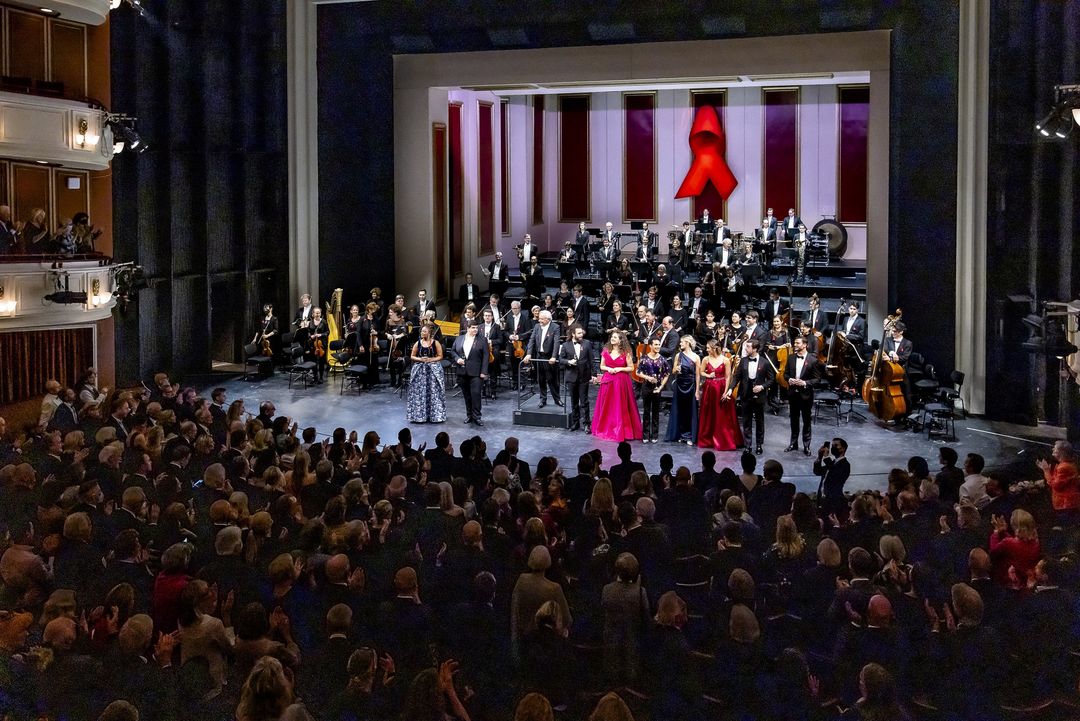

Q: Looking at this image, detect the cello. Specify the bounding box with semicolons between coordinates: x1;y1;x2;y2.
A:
824;302;856;391
862;309;907;421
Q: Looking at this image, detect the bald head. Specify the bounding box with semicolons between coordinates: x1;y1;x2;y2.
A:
968;547;991;578
325;554;350;583
867;594;893;627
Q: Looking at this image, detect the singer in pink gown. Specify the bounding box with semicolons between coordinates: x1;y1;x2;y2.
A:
592;331;643;442
698;339;744;450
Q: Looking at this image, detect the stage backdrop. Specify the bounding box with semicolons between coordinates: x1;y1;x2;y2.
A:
430;83;868;277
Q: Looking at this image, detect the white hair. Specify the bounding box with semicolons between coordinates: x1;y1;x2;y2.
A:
539;310;552;321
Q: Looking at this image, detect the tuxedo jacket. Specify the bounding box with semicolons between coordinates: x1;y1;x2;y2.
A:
755;227;777;242
782;215;803;235
599;245;618;262
764;215;778;229
526;322;561;359
412;300;433;321
883;337;913;366
505;313;533;341
804;308;827;333
558;339;595;382
732;355;775;402
479;323;504;352
656;328;679;359
744;324;769;349
451;334;490;376
713;246;737;267
49;403;79;435
458;283;480;303
763;299;791;325
487;261;508;282
569;296;590;327
839;316;867;345
784;353;822;402
519;243;538;263
294;305;315;327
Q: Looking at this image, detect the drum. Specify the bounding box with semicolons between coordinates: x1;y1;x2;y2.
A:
812;218;848;257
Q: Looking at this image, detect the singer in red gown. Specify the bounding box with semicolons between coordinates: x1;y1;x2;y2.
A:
698;339;744;450
592;330;643;442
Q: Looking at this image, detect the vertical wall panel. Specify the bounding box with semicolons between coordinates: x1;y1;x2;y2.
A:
7;10;45;80
432;123;448;300
532;95;544;224
12;164;49;227
838;85;869;223
690;91;727;221
763;88;799;218
448;102;463;275
54;169;89;231
500;99;509;236
49;21;86;96
477;101;494;255
623;92;656;222
558;94;589;222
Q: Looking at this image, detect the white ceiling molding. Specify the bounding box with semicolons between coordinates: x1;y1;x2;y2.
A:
6;0;111;26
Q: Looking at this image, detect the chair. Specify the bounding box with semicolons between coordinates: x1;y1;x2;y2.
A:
340;361;369;395
813;389;841;426
939;369;966;418
674;554;711;585
675;580;710;615
914;362;940;409
243;343;271;380
922;393;957;441
284;345;316;389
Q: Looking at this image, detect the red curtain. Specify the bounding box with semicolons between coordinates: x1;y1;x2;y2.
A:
448;103;464;274
763;88;799;218
838;86;870;223
0;327;94;404
478;102;495;254
432;123;448;301
558;95;590;222
624;93;656;221
532;95;544;224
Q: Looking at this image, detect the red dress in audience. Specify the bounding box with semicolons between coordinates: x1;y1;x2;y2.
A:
988;531;1040;588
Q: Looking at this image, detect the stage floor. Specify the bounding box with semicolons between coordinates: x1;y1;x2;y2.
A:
206;373;1059;496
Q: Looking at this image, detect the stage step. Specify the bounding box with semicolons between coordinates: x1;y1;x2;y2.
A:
513;396;574;429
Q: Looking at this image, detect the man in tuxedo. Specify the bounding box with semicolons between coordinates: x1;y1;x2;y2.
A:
656;316;679;360
687;286;708;334
519;234;537;264
412;289;433;322
700;208;713;229
450;322;489;426
715;218;732;241
106;398;132;443
741;311;768;356
505;300;532;390
814;437;851;518
522;310;562;407
458;273;480;305
726;339;773;455
569;285;590;330
883;321;914;412
784;336;821;455
837;303;867;351
599;237;618;262
764;207;778;230
293;293;315;335
48;388;80;436
479;307;504;400
487;251;508;284
763;288;791;326
643;286;665;320
602;221;618;248
806;295;826;333
713;237;736;268
558;325;594;431
783;208;803;239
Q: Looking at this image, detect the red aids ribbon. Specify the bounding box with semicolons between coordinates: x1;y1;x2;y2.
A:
675;105;738;200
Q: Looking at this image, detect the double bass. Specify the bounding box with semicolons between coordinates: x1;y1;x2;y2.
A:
862;309;907;421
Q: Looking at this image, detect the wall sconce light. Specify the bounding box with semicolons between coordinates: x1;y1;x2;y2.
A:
75;118;88;147
0;284;16;316
89;278;111;308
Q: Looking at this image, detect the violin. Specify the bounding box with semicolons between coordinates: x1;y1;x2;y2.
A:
314;337;325;358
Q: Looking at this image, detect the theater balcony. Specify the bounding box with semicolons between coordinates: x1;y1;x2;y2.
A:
0;252;116;329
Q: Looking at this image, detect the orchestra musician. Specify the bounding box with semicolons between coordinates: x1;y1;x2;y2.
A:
764;207;778;230
695;309;721;348
643;285;664;320
518;234;538;264
725;311;745;354
598;236;618;262
836;302;867;347
559;241;578;265
562;307;584;341
668;295;688;335
505;300;532;390
638;309;660;348
784;335;822;455
741;311;769;357
714;218;732;242
606;299;632;336
596;282;615;329
384;305;409;389
792;223;812;280
479;307;504;400
412;289;433;322
574;221;592;253
486;251;509;283
450;321;489;426
783;208;804;240
635;235;652;262
687;286;708;335
763;288;791;327
458;273;480;306
797;319;820;357
554;281;572;314
680;221;694;253
484;294;503;327
702;262;724;301
806;294;826;333
883;320;914;413
337;304;363;363
369;287;385;321
421;309;443;345
737;241;758;269
700;208;713;230
569;285;590;330
360;302;381;389
656;316;680;360
252;304;279;364
725;339;774;455
459;304;478;332
602;221;618;248
713;237;737;268
541;295;558;323
522;256;544;301
308;306;330;385
293;293;314;329
766;315;793;413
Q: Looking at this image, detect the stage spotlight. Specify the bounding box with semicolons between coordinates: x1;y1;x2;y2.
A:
1036;109;1058;137
1036;84;1080;139
44;290;90;305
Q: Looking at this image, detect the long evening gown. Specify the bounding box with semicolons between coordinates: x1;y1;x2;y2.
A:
406;342;446;422
697;358;744;450
665;353;699;443
592;350;643;441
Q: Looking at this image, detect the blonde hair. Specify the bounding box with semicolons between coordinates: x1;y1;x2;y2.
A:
772;515;805;559
589;478;615;515
515;692;555;721
236;656;294;721
588;692;635;721
654;590;687;627
1011;509;1038;541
